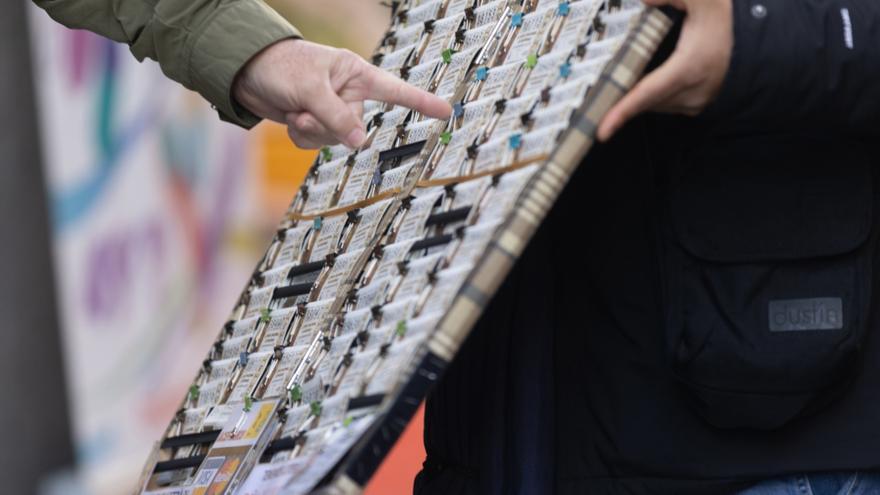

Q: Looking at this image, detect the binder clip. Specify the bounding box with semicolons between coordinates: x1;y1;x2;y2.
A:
442;48;455;64
510;12;524;28
559;61;572;78
396;320;408;337
558;2;571;16
320;146;333;162
371;167;383;187
290;384;303;403
453;102;465;118
525;53;539;69
508;133;523;150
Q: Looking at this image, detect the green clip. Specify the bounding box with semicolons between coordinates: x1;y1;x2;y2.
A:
189;384;200;402
320;146;333;161
343;416;354;427
396;320;408;337
440;131;453;145
442;48;455;64
289;385;303;403
260;307;272;323
525;53;539;69
310;400;323;417
243;396;253;412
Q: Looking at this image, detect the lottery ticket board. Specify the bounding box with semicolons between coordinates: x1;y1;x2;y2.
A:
137;1;673;493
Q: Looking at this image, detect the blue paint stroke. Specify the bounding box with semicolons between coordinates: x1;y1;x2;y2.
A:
52;41;160;231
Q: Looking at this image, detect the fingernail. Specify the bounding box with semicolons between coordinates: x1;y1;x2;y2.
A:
346;128;366;148
597;122;614;142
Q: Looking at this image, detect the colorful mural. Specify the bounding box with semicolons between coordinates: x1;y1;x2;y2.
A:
27;2;422;493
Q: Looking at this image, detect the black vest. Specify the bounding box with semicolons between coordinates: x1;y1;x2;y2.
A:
417;116;880;495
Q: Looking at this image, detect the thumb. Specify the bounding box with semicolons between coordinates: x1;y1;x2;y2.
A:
306;86;366;148
596;53;688;141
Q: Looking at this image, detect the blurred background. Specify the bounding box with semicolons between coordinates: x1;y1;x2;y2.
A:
2;1;425;493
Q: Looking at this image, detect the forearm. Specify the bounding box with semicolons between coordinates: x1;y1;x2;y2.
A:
32;0;300;128
703;0;880;133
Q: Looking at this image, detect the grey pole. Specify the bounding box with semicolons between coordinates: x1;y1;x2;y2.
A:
0;2;76;493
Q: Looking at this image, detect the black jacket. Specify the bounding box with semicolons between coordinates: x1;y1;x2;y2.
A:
416;1;880;494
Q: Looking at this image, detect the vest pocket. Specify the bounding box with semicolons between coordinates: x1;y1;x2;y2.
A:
663;134;875;430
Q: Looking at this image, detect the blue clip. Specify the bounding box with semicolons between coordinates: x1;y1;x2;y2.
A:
558;2;571;16
510;12;524;27
559;62;572;78
508;133;523;150
313;216;323;231
239;351;249;367
371;167;382;186
453;102;464;118
475;66;489;81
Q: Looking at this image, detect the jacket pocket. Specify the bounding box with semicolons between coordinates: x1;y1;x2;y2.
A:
662;133;875;430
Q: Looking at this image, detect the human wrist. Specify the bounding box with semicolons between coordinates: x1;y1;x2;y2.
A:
190;1;299;129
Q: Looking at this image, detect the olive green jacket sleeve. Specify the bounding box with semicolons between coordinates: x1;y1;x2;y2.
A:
32;0;300;128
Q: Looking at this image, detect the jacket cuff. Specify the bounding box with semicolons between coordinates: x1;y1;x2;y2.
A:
698;0;754;123
189;1;300;129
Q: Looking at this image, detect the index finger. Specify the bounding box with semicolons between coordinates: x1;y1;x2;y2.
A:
363;64;452;119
